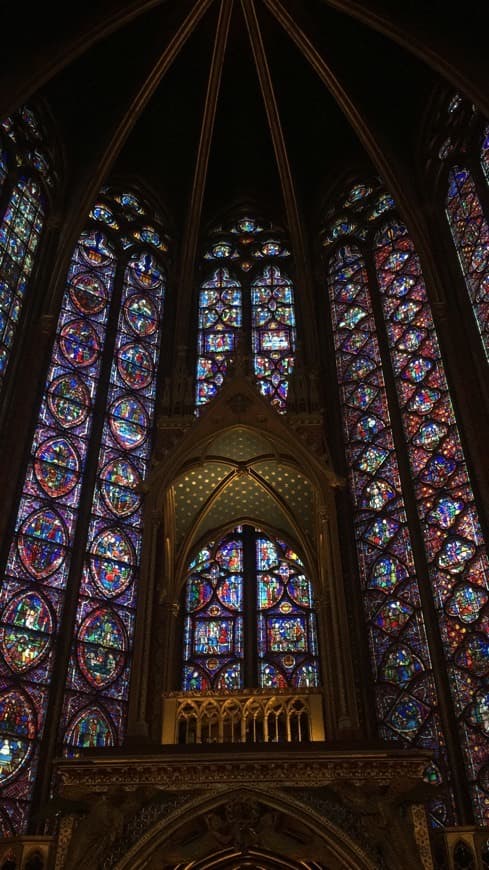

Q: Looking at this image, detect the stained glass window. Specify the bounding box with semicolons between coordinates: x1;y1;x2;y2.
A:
375;218;489;823
328;243;445;751
445;166;489;360
324;179;489;826
0;106;52;395
0;189;168;830
196;268;241;408
252;265;296;412
59;248;165;752
196;217;295;412
182;527;319;693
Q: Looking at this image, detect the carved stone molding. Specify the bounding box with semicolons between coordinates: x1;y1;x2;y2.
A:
57;748;430;792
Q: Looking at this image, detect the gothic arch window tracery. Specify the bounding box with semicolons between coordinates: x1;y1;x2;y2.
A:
196;216;295;412
0;186;170;832
182;526;320;693
323;177;489;825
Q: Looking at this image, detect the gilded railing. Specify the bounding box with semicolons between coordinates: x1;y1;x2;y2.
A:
161;688;325;745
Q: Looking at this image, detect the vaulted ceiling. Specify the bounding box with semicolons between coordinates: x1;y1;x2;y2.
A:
4;0;486;239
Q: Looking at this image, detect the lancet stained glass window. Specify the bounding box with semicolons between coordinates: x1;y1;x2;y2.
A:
196;216;295;412
0;106;53;394
323;179;489;825
445;165;489;360
59;247;166;753
182;527;319;694
436;92;489;366
0;188;169;831
374;218;489;823
328;244;445;749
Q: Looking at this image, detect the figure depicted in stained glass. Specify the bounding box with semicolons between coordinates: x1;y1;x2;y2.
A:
182;528;319;693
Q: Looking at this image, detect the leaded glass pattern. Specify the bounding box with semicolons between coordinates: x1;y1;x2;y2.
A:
375;219;489;823
328;242;444;759
182;527;320;693
445;166;489;360
0;187;169;830
252;265;296;412
196;216;295;412
0;230;116;831
183;535;244;691
0;105;52;394
196;268;241;408
60;249;166;751
256;536;318;688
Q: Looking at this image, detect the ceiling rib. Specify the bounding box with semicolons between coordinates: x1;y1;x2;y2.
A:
176;0;234;350
0;0;172;120
47;0;215;311
263;0;437;286
240;0;315;344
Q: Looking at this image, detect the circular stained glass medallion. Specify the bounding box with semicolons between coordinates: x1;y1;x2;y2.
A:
60;319;99;368
77;608;126;688
99;458;141;517
288;575;311;607
18;508;67;579
109;396;148;450
34;436;80;498
0;690;35;786
0;591;53;674
117;343;153;390
70;272;107;315
89;527;134;598
47;374;91;429
124;294;157;336
216;575;242;610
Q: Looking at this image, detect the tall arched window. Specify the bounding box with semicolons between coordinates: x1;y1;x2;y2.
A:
196;216;295;412
324;179;489;826
0;188;169;833
0;106;53;393
438;94;489;362
182;527;320;692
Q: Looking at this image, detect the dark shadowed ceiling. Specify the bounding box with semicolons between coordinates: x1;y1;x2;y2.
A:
3;0;485;233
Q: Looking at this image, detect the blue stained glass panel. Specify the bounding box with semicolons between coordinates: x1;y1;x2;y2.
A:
0;177;45;387
59;237;166;753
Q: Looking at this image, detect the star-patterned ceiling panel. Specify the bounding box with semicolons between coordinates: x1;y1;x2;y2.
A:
206;427;274;462
195;473;298;546
251;461;314;539
174;461;233;545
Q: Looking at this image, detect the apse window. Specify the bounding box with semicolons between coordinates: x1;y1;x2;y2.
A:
195;216;295;413
182;526;320;691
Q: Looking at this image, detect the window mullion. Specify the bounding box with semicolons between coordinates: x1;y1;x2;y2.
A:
243;525;258;689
